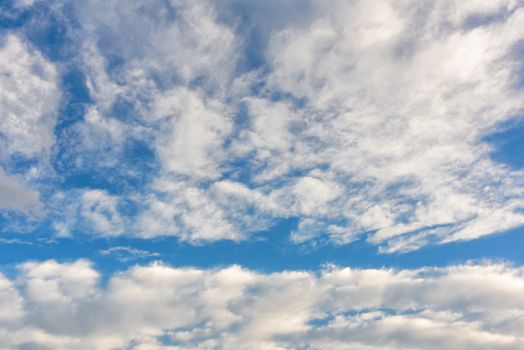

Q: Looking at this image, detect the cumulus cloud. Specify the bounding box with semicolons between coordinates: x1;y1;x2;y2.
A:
0;260;523;349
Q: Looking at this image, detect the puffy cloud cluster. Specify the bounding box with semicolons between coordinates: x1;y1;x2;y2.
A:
0;260;523;349
2;0;524;252
68;0;524;251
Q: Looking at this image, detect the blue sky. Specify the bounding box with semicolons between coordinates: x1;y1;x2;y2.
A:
0;0;524;349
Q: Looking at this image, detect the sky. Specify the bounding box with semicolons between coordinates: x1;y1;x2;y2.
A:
0;0;524;349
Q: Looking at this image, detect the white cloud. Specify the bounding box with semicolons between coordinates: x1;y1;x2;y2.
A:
13;0;37;9
0;34;59;157
62;0;239;182
0;272;24;325
136;177;277;241
0;238;34;245
98;246;160;262
50;189;125;237
40;0;524;251
234;0;524;250
66;0;248;242
0;34;58;217
136;178;241;241
0;260;523;349
80;190;125;236
152;88;233;180
285;176;342;216
77;0;239;110
19;260;99;305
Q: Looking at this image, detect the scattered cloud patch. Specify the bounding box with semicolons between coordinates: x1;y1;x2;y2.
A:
98;246;160;262
0;238;33;245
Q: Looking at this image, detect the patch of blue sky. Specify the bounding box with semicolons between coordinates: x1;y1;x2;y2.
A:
6;152;39;175
56;67;93;128
484;116;524;170
463;7;519;30
2;217;524;282
0;1;31;29
23;3;77;62
53;74;159;195
56;130;158;193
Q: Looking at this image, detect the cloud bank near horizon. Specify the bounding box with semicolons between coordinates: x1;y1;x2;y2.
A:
0;260;522;349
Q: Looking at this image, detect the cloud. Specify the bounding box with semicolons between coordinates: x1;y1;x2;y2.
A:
0;260;523;349
4;3;524;349
0;272;24;325
0;33;59;217
0;34;59;157
81;190;125;236
135;178;242;241
5;0;522;252
77;0;239;106
0;238;34;245
226;0;524;250
65;0;524;251
13;0;37;9
98;246;160;262
49;189;125;237
152;87;233;180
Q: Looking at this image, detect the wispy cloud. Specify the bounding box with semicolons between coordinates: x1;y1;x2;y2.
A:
0;238;33;245
98;246;160;262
